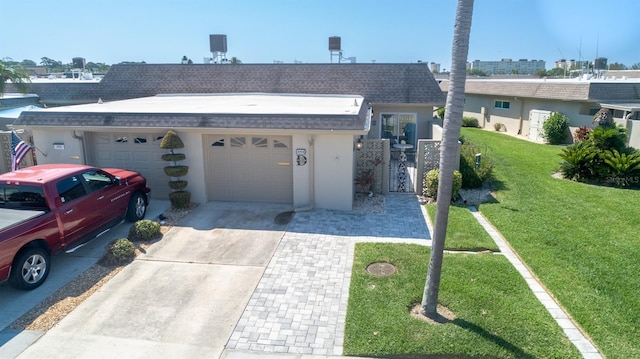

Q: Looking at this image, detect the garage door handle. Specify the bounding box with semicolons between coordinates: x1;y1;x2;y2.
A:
277;162;290;166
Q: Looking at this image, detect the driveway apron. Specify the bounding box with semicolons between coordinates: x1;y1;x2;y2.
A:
15;201;292;359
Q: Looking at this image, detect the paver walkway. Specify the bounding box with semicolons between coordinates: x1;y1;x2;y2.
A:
225;193;431;356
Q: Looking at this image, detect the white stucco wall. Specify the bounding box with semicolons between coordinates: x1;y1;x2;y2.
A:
30;129;86;165
312;134;354;211
464;94;597;139
292;134;312;209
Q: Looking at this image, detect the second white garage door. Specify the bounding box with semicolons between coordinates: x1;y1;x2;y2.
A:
90;132;168;198
205;135;293;203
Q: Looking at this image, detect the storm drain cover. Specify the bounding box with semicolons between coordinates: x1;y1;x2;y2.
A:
366;262;397;277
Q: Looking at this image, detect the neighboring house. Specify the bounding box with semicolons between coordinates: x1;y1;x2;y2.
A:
439;78;640;148
12;63;445;211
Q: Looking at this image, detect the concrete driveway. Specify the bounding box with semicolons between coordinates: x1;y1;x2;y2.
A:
0;200;169;351
10;201;292;359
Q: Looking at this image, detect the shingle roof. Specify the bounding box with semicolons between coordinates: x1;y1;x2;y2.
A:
439;79;640;101
15;63;445;106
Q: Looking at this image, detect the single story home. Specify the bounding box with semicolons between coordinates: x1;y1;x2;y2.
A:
439;77;640;148
13;63;445;211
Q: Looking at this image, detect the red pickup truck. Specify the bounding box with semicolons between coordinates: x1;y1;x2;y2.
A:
0;164;150;290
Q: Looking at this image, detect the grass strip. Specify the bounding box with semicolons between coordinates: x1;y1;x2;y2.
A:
461;128;640;358
425;203;499;252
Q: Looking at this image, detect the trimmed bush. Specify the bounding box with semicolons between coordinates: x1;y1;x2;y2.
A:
161;153;186;162
542;112;570;144
160;130;191;209
164;165;189;178
168;180;188;190
423;169;462;201
103;238;135;265
128;219;161;242
493;123;503;131
462;116;479;128
169;191;191;209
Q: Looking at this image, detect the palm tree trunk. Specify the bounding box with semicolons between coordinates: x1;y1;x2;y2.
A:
421;0;474;318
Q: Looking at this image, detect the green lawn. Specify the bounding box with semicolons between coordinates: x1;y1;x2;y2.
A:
344;243;581;358
461;128;640;358
425;204;499;252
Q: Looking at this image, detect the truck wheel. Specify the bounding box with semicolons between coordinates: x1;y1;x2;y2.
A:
9;247;50;290
126;192;147;222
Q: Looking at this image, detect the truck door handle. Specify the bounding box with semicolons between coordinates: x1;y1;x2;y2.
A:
98;196;105;200
66;209;74;214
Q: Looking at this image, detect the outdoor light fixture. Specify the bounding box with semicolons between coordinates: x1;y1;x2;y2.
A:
355;138;363;150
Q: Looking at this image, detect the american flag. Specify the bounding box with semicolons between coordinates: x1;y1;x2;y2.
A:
11;131;32;171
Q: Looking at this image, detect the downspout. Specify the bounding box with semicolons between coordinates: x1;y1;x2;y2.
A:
516;97;525;135
72;130;86;164
295;135;315;212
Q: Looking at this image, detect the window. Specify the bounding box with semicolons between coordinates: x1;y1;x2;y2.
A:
230;137;246;148
380;113;417;145
56;176;87;203
211;138;225;147
494;100;510;109
0;185;47;209
252;137;268;148
82;171;114;192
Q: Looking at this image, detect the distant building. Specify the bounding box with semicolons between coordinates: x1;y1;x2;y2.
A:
469;59;546;75
430;62;441;73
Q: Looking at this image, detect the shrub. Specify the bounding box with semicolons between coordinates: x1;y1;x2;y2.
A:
128;219;161;242
601;148;640;187
493;123;503;131
573;126;591;142
542;112;570;144
587;124;627;151
160;130;191;209
459;140;494;188
169;191;191;209
462;116;479;128
559;141;598;181
436;107;445;119
103;238;135;265
423;169;462;201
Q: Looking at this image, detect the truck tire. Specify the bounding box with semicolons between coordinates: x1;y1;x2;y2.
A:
126;192;147;222
9;247;50;290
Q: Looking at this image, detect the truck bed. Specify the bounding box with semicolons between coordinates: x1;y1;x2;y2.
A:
0;208;47;233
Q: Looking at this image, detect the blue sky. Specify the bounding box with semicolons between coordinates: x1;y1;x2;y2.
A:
1;0;639;69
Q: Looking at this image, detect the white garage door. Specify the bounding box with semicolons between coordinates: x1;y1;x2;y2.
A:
205;135;293;203
90;132;168;198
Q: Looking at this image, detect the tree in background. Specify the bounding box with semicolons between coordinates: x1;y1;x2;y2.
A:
421;0;474;319
0;60;30;96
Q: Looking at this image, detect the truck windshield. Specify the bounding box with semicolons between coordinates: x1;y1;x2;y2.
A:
0;185;48;210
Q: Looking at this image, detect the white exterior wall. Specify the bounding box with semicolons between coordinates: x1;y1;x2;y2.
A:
30;129;86;165
178;132;206;204
463;94;596;139
312;134;354;211
292;134;312;209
